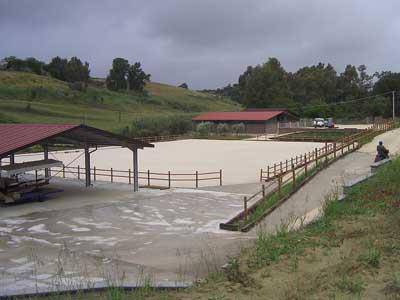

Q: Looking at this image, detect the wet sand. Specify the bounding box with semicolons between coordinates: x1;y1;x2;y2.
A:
15;139;322;187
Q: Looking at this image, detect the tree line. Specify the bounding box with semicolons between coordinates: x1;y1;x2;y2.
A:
0;56;150;93
203;58;400;119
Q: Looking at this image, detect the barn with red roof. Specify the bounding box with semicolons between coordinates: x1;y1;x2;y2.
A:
192;108;298;134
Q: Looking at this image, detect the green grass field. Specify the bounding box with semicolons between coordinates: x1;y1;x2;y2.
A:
0;71;240;133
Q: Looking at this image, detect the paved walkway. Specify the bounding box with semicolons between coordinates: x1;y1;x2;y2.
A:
256;127;400;233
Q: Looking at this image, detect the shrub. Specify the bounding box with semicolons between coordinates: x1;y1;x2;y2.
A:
216;123;229;135
232;123;245;134
128;114;193;137
196;122;213;136
68;81;86;92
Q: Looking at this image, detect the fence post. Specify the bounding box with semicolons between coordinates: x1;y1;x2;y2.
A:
315;148;318;166
280;161;283;173
267;166;270;180
111;168;113;183
278;175;282;198
286;159;288;172
262;184;265;198
333;142;336;159
220;169;222;186
94;166;96;182
128;169;131;184
341;137;344;155
195;171;199;188
260;169;263;182
243;197;248;221
168;171;171;188
35;170;38;182
78;165;80;180
325;144;328;165
304;154;308;176
292;164;295;190
147;170;150;187
274;163;276;177
62;165;65;178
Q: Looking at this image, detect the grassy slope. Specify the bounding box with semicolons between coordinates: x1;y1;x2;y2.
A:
31;158;400;300
165;158;399;300
0;71;240;132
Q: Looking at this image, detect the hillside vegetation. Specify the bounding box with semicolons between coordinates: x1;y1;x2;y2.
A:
0;71;240;133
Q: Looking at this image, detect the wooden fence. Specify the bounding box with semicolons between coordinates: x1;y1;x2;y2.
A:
220;120;395;231
260;121;393;182
139;135;188;143
51;165;222;189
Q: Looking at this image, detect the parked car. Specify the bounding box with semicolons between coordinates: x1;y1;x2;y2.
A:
325;118;335;128
313;118;325;128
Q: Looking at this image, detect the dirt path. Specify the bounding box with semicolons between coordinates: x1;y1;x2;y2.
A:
255;127;400;233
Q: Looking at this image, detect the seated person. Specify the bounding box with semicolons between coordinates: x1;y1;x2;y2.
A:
376;141;389;161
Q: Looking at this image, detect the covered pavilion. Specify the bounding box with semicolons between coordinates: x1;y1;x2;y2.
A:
0;124;154;192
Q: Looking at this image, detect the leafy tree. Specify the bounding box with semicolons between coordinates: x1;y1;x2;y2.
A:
24;57;45;75
238;58;290;108
373;72;400;94
179;83;188;89
64;57;90;83
45;56;68;81
337;64;360;100
3;56;26;71
127;62;150;92
289;63;338;104
106;58;129;91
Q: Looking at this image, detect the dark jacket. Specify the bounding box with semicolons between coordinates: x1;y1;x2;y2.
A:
377;144;389;159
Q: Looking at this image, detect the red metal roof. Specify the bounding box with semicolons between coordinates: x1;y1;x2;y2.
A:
0;124;79;157
192;111;285;122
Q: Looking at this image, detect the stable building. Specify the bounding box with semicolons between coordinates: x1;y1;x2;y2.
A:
192;109;298;134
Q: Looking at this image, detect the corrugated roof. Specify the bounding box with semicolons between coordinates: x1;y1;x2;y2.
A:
0;124;78;157
0;124;154;158
192;111;285;122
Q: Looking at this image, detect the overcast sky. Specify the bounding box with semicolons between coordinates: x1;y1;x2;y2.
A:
1;0;399;89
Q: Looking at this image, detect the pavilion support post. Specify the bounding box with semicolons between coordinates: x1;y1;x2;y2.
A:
9;154;15;165
84;145;91;187
43;144;50;180
132;147;139;192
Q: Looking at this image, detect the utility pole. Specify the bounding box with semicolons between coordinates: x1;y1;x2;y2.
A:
393;91;396;120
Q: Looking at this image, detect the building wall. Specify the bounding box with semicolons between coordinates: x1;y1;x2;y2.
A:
193;112;299;134
244;118;278;134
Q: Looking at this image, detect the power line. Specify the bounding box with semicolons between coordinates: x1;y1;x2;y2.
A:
302;91;394;109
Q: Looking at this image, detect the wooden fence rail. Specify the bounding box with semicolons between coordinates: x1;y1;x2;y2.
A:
51;165;222;189
219;120;395;232
260;121;394;182
139;134;188;143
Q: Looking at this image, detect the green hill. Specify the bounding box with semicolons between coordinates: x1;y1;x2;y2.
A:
0;71;240;133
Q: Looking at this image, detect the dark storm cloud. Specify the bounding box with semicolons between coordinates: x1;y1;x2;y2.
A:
1;0;399;89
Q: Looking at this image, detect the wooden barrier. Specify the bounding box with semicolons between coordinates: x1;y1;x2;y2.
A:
220;120;395;232
51;165;223;189
139;134;188;143
260;120;395;182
